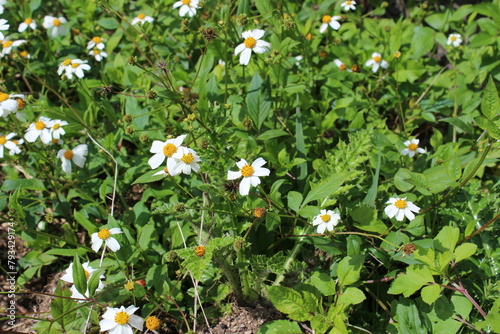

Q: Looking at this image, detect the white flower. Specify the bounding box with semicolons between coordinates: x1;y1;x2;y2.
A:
0;33;27;57
18;18;37;32
89;48;108;62
57;144;87;174
57;58;73;78
99;305;144;334
319;15;341;33
61;261;105;301
50;119;68;139
148;134;187;170
3;134;23;156
43;15;68;38
25;116;53;144
312;209;341;234
170;146;201;176
49;138;64;146
384;197;420;221
0;132;18;158
58;59;91;79
0;92;22;117
0;19;9;31
87;36;105;50
218;59;226;67
91;228;123;252
227;157;270;196
19;50;31;59
173;0;200;17
334;59;351;71
364;52;388;73
341;0;356;11
234;29;271;66
131;13;154;25
447;33;462;47
401;139;426;158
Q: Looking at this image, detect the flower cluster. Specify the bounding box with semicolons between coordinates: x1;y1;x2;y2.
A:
57;58;91;79
148;134;201;176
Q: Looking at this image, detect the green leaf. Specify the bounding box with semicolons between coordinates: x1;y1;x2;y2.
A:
131;168;167;185
410;26;435;57
74;210;97;235
138;224;155;250
434;226;459;252
258;129;289;140
45;248;88;257
72;255;87;299
421;284;442;305
87;269;105;298
246;73;271;130
405;216;425;237
51;283;76;330
395;298;427;334
309;271;336;296
267;286;311;321
454;243;478;263
481;76;499;120
287;191;303;213
337;287;366;306
303;172;353;206
337;255;365;286
257;320;302;334
236;0;250;15
1;179;46;191
388;266;435;297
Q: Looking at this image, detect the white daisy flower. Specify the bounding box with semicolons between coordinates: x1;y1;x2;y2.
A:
99;305;144;334
42;15;68;38
18;18;37;32
401;139;426;158
170;146;201;176
218;59;226;67
0;132;18;158
173;0;200;17
91;227;123;253
234;29;271;66
89;48;108;62
131;13;154;25
447;33;462;47
312;209;341;234
57;144;88;174
0;33;27;57
3;135;23;156
341;0;356;11
61;261;105;301
148;134;187;170
24;116;53;144
50;119;68;139
334;59;352;71
384;197;420;221
0;92;22;117
364;52;388;73
57;58;73;78
227;157;270;196
0;19;9;31
319;15;341;33
87;36;105;50
70;59;91;79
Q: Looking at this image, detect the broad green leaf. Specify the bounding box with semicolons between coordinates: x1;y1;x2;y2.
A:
131;168;167;185
405;215;425;237
303;172;353;206
50;283;76;330
454;243;478;263
287;191;303;213
337;255;365;286
87;269;105;298
421;284;441;305
138;224;155;250
246;72;271;130
1;179;46;191
45;248;88;257
74;210;97;235
395;298;427;334
267;286;311;321
451;294;472;319
72;255;87;299
388;266;435;297
410;27;434;60
258;129;289;140
436;251;455;273
434;226;459;252
309;271;336;296
413;246;435;268
257;320;302;334
337;287;366;306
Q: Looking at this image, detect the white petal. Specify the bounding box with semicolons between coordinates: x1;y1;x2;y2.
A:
239;177;251;196
61;158;72;174
128;315;144;330
251;29;265;40
241;30;252;39
249;175;261;187
173;1;183;8
319;23;328;33
235;159;248;169
365;59;374;67
384;205;397;218
329;20;341;30
371;62;380;73
73;144;88;156
91;238;103;252
401;148;410;156
109;228;123;235
253;40;271;54
253;167;270;177
99;318;118;331
395;209;405;221
179;5;189;17
380;60;389;69
227;170;241;180
24;129;39;142
407;202;420;213
317;223;327;234
106;237;121;252
72;154;86;168
239;48;252;65
252;157;267;169
148;153;165;169
150;140;166;153
404;209;415;221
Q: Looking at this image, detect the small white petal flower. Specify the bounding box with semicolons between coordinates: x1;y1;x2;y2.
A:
18;18;37;32
91;228;123;253
234;29;271;66
384;197;420;221
148;134;187;169
42;16;68;38
0;19;9;31
57;144;88;174
87;36;105;50
227;157;270;196
57;58;74;78
401;138;426;158
0;132;18;158
169;146;201;176
173;0;200;17
0;34;27;57
364;52;388;73
334;59;352;71
99;305;144;333
131;13;154;25
71;59;91;79
89;48;108;62
0;92;22;118
319;15;341;33
50;119;68;139
61;261;105;301
341;0;356;11
25;116;53;144
447;33;462;47
312;209;341;234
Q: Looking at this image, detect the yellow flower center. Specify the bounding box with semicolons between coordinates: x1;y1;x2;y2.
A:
195;245;206;257
408;143;418;151
394;51;401;58
124;281;135;291
62;58;72;66
98;229;111;240
17;98;26;109
84;270;90;279
394;199;407;209
244;37;257;48
53;18;61;26
339;64;346;71
0;93;9;102
321;214;331;222
450;36;457;41
163;143;177;157
373;55;381;62
63;150;74;160
93;49;100;55
322;15;331;23
35;121;46;130
3;41;13;48
182;0;191;5
0;136;6;145
20;51;29;58
71;63;80;68
163;167;169;173
25;18;33;24
346;0;352;4
181;153;194;164
240;164;254;177
92;36;101;44
53;123;61;130
138;13;146;20
114;311;129;325
51;139;59;144
146;316;161;330
12;140;19;145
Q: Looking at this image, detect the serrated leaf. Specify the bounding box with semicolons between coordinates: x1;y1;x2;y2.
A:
51;283;77;330
246;73;271;130
388;266;435;297
337;287;366;306
287;191;303;213
454;243;478;263
481;76;499;120
434;226;459;252
309;271;336;296
337;255;365;286
267;286;311;321
405;216;425;237
257;320;302;334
